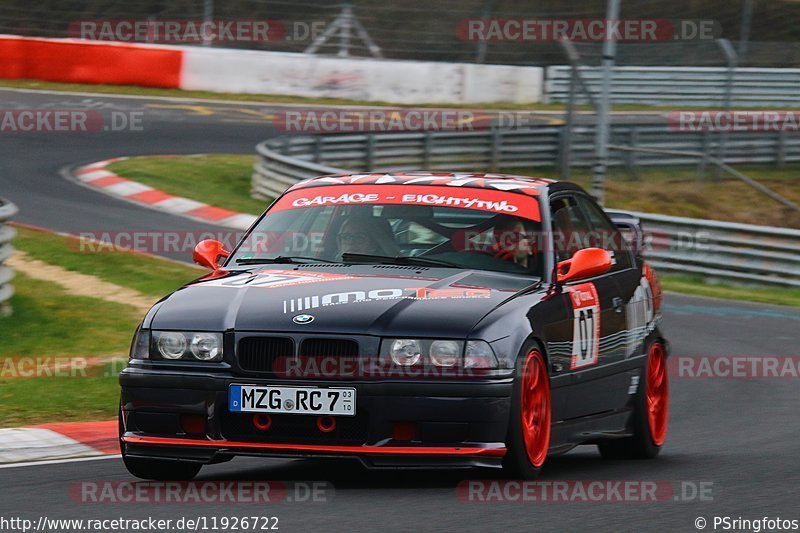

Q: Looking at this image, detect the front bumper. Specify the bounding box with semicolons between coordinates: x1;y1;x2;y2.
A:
120;366;512;469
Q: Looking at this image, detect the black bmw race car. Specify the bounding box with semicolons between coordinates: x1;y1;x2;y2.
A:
119;172;668;480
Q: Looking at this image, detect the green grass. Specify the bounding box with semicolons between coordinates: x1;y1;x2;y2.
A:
661;275;800;308
0;273;142;358
0;228;209;427
14;226;203;298
503;164;800;229
108;154;268;215
0;362;120;427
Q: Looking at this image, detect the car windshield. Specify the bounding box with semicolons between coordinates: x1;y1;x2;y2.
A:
228;184;543;277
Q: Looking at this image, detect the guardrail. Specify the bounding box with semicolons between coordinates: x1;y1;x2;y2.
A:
634;211;800;288
545;66;800;107
0;198;18;314
252;130;800;288
253;125;800;199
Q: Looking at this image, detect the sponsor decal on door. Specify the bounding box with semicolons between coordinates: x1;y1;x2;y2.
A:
567;282;600;369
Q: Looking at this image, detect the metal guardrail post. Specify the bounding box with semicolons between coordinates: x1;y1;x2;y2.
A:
313;136;323;163
366;134;376;171
0;198;18;317
715;39;738;180
423;133;433;169
624;128;640;180
776;130;787;167
697;131;711;181
490;128;501;172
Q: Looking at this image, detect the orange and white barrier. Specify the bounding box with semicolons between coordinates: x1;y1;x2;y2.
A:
0;35;182;88
0;35;544;104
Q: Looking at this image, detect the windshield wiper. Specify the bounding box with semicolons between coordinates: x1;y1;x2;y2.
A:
341;253;460;268
235;256;340;265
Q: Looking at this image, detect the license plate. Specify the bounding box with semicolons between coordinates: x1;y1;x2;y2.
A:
228;385;356;416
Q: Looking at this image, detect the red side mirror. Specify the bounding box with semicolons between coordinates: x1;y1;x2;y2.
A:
193;239;231;270
557;247;612;283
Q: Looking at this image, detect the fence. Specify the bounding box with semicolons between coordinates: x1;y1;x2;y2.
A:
0;198;18;313
546;66;800;107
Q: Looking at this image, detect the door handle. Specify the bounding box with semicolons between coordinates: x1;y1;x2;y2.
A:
612;297;624;313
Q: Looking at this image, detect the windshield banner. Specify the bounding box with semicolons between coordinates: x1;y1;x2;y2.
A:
270;185;540;221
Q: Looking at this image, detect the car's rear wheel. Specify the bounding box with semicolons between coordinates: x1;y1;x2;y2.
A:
503;346;551;479
598;340;668;459
118;406;202;480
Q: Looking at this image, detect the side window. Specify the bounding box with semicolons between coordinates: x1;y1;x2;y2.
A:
549;195;594;263
574;195;633;270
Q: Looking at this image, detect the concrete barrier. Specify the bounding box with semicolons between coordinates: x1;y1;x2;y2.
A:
0;35;544;104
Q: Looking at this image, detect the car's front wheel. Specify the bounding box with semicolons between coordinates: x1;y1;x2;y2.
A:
503;345;551;479
598;339;668;459
118;406;202;480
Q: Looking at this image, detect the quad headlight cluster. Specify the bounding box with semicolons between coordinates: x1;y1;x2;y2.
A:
380;338;499;369
129;330;223;362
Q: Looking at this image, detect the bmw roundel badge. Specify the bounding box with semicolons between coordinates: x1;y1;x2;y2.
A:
293;314;315;324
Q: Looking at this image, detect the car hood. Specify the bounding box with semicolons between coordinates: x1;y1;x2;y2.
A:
149;266;535;338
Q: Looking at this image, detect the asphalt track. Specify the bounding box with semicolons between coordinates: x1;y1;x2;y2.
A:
1;89;799;532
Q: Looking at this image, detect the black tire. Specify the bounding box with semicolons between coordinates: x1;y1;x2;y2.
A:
118;405;202;480
598;339;668;460
502;342;551;479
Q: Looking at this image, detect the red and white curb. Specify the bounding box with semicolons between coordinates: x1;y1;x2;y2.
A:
0;420;118;464
71;157;258;230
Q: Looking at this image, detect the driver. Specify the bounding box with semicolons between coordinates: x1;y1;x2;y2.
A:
337;214;399;257
491;215;535;269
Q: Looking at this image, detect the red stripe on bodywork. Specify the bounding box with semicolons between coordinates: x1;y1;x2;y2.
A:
123;435;506;457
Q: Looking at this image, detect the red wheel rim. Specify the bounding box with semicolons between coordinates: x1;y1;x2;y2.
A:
520;350;551;468
645;342;668;446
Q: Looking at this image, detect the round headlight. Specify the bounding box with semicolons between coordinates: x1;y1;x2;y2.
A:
390;339;421;366
190;333;222;361
157;332;187;359
429;340;461;367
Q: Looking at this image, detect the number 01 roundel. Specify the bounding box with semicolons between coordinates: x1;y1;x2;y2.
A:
566;283;600;370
